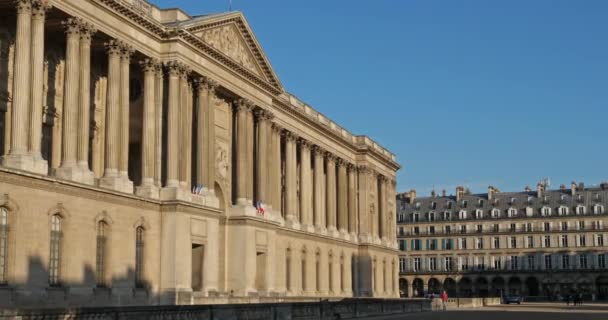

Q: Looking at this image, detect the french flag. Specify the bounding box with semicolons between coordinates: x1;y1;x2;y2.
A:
255;200;265;216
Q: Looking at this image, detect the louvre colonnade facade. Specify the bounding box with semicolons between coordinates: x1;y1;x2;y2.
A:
0;0;400;308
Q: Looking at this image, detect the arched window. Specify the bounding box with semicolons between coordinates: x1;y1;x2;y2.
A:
340;255;345;293
576;205;586;215
96;221;108;287
541;207;552;217
428;212;436;222
49;214;63;286
301;249;307;292
135;226;145;288
508;208;517;218
491;208;500;218
286;248;292;292
0;208;8;284
328;252;334;293
315;250;321;293
558;206;569;216
594;204;605;215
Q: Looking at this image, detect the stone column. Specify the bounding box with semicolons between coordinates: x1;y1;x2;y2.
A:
270;123;282;215
178;67;190;189
118;44;134;192
56;18;81;181
357;165;371;242
283;130;298;227
299;138;313;232
379;175;388;242
348;164;358;238
325;153;338;236
312;146;326;233
75;22;96;184
337;159;348;236
99;40;122;188
154;65;164;188
166;62;181;188
195;77;219;197
28;0;50;174
181;72;193;190
233;99;252;206
135;58;160;199
245;103;254;201
254;109;270;206
2;0;32;170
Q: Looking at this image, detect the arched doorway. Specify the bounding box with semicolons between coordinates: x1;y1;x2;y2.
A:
491;277;505;297
412;278;424;297
597;276;608;299
444;278;457;297
475;277;489;297
399;278;409;297
428;278;442;295
525;277;540;297
508;277;522;295
459;277;473;297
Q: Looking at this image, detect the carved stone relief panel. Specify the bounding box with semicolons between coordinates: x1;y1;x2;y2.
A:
214;97;232;202
197;24;263;77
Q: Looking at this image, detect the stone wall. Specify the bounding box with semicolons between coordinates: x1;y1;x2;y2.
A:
0;299;430;320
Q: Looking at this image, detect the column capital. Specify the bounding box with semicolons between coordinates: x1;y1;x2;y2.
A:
234;98;255;112
62;17;83;36
79;21;97;41
31;0;51;17
194;76;219;93
105;39;124;55
164;60;183;77
254;108;274;122
347;163;357;171
297;137;312;149
336;157;348;167
140;58;161;73
311;145;325;156
357;165;371;174
120;43;134;60
378;174;387;182
180;65;191;79
282;129;298;142
14;0;32;13
325;152;337;162
271;122;283;133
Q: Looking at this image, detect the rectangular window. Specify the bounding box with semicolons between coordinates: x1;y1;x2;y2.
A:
544;222;551;232
562;255;570;269
460;238;467;250
561;235;569;248
445;226;451;234
412;239;422;251
135;227;145;288
429;239;438;250
413;226;420;235
399;258;407;273
493;224;499;232
599;255;606;269
561;222;568;231
0;208;8;285
510;223;516;232
528;255;535;270
445;257;453;271
461;257;469;271
476;225;483;233
579;221;585;230
96;222;107;287
477;238;484;249
414;258;421;272
510;237;517;249
579;235;586;247
579;255;588;269
526;223;533;232
399;240;407;251
493;257;502;270
493;237;500;249
429;257;437;271
545;255;553;270
510;256;518;270
49;215;62;286
478;256;486;270
527;236;534;248
429;226;436;234
597;234;605;247
544;236;551;248
460;225;467;234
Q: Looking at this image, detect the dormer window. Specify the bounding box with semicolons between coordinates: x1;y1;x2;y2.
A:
415;202;421;209
443;211;451;221
491;208;500;218
510;198;516;205
527;196;533;205
446;201;452;210
431;202;437;210
462;200;468;209
543;196;549;204
493;199;500;206
475;209;483;219
525;207;534;217
576;205;586;215
577;195;584;203
412;213;420;222
459;210;467;220
594;204;604;215
594;194;601;202
508;208;517;217
560;194;566;203
541;207;552;216
429;212;436;222
558;206;569;216
478;199;484;207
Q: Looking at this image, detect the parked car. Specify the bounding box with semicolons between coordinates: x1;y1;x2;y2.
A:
504;295;523;304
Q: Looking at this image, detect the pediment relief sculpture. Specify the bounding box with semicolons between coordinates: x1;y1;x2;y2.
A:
198;24;262;77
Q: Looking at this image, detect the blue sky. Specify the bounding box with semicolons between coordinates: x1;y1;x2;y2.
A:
150;0;608;195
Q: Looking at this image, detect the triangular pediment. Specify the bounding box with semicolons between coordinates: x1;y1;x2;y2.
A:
182;12;283;93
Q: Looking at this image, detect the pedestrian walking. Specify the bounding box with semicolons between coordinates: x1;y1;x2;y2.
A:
441;290;449;311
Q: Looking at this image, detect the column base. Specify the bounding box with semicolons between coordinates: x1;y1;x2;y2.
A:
228;202;258;217
327;226;340;238
349;232;358;243
135;183;160;199
1;153;46;174
301;223;316;233
160;186;192;202
315;225;328;236
358;233;374;244
32;154;49;175
339;228;349;240
192;192;220;208
285;215;301;230
56;164;95;185
99;174;134;194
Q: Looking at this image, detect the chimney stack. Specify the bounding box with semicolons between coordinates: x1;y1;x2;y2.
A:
525;186;531;193
456;186;465;201
571;182;577;197
537;183;544;198
488;186;497;200
408;189;417;204
431;189;436;198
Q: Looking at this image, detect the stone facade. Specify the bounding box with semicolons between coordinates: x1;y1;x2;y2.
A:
396;183;608;299
0;0;400;308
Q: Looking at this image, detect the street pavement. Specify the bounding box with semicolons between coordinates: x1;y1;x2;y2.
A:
358;302;608;320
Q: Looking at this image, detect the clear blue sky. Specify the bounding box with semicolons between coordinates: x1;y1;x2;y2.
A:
151;0;608;195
